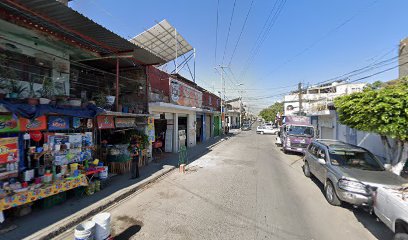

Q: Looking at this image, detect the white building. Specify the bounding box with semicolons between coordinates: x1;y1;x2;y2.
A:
283;81;366;116
282;81;389;160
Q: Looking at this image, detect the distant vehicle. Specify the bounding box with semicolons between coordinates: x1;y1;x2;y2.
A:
257;125;279;135
279;116;314;154
242;123;251;131
303;139;408;207
264;123;273;129
374;186;408;240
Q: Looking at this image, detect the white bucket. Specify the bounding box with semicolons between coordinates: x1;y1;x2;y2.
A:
92;212;111;240
74;221;95;240
39;98;51;104
98;167;108;179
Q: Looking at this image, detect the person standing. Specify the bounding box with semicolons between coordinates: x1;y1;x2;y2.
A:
129;137;140;179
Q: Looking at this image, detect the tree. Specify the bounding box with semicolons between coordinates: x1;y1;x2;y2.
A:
334;77;408;175
259;102;284;122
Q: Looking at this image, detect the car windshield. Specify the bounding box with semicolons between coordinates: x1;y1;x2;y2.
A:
287;125;314;137
329;150;385;171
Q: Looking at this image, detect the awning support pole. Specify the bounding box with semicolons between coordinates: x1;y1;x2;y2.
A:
116;58;119;111
175;28;178;73
193;48;196;82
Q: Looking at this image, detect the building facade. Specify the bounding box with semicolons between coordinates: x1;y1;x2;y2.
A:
283;81;366;116
148;67;221;153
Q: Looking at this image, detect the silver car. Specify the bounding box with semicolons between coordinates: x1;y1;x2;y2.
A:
303;139;408;206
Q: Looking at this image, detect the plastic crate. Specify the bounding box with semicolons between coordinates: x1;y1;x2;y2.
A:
41;192;66;209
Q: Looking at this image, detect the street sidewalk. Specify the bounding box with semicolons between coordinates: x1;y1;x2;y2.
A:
0;133;236;240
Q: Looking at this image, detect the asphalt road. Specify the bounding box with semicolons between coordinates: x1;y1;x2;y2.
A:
59;128;393;240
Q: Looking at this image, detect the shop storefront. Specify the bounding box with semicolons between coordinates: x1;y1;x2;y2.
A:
0;102;109;221
149;103;197;153
0;100;154;222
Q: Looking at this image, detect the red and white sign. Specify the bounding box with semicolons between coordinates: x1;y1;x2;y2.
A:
97;116;115;129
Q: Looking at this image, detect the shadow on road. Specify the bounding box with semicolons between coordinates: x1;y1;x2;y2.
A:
159;178;309;240
308;175;393;240
345;205;393;240
114;224;142;240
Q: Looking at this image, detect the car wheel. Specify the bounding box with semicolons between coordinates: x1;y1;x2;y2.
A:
325;181;341;206
394;233;408;240
303;162;311;178
283;149;288;154
260;131;264;135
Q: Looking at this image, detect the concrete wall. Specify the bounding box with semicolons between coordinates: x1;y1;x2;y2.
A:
316;112;389;160
187;113;196;147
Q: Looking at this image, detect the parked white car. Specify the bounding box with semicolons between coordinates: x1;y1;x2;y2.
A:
257;125;279;135
374;186;408;240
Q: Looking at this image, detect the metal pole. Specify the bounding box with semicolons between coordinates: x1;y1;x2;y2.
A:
298;82;302;116
145;66;149;114
193;48;196;82
239;93;242;128
221;68;224;134
223;68;226;133
116;58;119;112
175;28;178;73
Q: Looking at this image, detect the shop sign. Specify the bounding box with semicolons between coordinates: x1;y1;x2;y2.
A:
0;137;19;164
97;116;114;129
170;78;203;108
0;115;20;133
147;117;155;143
115;118;136;128
20;116;47;131
48;116;70;130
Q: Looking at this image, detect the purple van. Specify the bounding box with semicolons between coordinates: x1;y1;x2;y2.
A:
280;116;314;154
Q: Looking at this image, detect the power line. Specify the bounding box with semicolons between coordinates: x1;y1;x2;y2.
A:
263;0;379;78
313;50;404;86
221;0;238;64
214;0;220;64
227;0;254;67
239;0;287;81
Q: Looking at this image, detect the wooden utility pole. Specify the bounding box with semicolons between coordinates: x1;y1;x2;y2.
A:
298;82;302;116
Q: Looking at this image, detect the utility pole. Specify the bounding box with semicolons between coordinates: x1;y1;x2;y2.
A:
239;91;243;128
215;65;227;134
298;82;303;116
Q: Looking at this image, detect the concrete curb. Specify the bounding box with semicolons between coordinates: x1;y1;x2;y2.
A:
24;165;175;240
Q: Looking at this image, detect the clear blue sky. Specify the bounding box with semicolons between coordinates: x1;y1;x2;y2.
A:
70;0;408;112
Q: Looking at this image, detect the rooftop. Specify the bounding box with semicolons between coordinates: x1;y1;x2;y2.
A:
0;0;164;65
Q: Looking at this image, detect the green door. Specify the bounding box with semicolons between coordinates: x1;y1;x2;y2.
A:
214;116;220;136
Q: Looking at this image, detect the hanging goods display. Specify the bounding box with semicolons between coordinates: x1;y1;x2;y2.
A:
30;130;42;142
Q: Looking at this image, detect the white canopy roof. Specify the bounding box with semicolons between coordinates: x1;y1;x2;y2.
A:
130;19;193;63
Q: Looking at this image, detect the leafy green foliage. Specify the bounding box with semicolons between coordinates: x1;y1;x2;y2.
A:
259;102;284;122
334;78;408;141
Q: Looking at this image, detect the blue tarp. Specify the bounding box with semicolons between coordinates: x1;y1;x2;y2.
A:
0;100;105;119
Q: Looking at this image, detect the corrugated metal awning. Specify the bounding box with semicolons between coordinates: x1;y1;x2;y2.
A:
0;0;166;65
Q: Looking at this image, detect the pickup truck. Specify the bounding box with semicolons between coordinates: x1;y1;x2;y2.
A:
374;186;408;240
